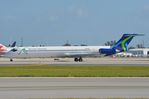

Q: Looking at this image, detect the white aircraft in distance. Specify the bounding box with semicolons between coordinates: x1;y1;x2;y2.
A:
0;34;143;62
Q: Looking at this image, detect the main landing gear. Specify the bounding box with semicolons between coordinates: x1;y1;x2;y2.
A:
74;57;83;62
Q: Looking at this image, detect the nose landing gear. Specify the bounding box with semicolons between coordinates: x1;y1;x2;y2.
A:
10;59;13;62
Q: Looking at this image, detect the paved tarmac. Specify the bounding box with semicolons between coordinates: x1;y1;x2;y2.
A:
0;57;149;66
0;58;149;99
0;77;149;99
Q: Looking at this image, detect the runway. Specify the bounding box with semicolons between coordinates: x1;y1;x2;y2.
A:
0;57;149;66
0;77;149;99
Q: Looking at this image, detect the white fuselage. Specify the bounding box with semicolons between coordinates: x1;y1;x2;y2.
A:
3;46;110;58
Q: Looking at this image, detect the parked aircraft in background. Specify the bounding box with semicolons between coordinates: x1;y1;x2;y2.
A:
0;34;142;62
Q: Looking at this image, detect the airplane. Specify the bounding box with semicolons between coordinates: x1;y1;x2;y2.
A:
0;34;143;62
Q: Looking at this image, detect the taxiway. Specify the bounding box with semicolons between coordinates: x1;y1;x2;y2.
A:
0;77;149;99
0;57;149;66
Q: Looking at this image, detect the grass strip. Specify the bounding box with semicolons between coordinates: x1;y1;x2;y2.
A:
0;65;149;77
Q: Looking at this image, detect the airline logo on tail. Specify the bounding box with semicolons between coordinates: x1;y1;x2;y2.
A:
112;34;144;52
0;44;7;52
99;34;143;56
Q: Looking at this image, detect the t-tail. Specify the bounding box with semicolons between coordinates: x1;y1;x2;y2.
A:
99;34;144;56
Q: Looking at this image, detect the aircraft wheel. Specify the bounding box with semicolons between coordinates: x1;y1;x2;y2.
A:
10;59;13;62
74;58;79;62
79;57;83;62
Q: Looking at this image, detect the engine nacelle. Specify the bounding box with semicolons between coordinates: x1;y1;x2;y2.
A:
99;48;116;56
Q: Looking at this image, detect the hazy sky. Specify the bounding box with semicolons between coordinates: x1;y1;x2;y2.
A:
0;0;148;47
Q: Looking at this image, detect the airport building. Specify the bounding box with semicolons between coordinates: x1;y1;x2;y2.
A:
116;48;149;57
128;48;149;57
